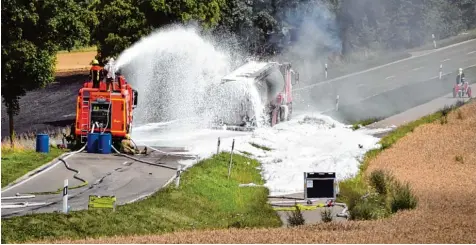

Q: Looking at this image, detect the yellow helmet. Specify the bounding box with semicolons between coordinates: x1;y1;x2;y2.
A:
91;59;99;65
125;134;131;139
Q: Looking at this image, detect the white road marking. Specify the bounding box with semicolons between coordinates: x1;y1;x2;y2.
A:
441;58;451;62
294;39;476;92
468;51;476;55
412;66;424;71
385;75;395;80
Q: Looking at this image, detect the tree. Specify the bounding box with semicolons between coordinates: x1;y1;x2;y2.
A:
92;0;226;61
1;0;90;148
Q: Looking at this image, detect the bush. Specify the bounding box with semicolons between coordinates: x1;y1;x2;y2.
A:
343;170;418;221
390;181;418;213
349;194;389;220
321;208;333;223
369;170;393;196
286;204;305;227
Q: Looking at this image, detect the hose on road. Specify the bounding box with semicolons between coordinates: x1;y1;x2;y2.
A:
130;137;198;158
111;145;178;171
23;144;89;195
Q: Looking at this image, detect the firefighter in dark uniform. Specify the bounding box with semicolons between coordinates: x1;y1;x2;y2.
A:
89;59;104;88
121;134;147;155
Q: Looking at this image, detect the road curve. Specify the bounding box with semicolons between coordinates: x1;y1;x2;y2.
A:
294;39;476;122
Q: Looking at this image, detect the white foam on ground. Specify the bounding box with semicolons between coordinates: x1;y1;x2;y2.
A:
133;112;381;196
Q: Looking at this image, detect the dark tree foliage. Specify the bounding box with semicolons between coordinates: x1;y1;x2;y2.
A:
1;0;90;147
91;0;226;61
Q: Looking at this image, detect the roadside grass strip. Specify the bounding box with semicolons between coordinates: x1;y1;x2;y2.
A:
0;152;282;243
1;148;66;188
338;100;471;220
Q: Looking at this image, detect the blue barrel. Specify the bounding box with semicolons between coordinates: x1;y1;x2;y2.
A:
36;134;50;153
87;133;99;153
98;133;112;154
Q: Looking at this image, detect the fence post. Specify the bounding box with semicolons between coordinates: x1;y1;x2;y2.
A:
439;64;443;79
227;139;235;179
217;137;221;154
63;179;68;214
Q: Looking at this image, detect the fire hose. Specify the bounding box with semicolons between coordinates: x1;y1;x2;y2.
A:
268;196;349;219
110;145;178;170
1;143;89;210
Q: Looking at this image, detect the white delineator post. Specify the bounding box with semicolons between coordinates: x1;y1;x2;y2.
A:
217;137;221;154
439;64;443;79
432;34;437;49
335;95;340;111
175;165;182;187
227;139;235;179
63;179;68;214
325;63;328;79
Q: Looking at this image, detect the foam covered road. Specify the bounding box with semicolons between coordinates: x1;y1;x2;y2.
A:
294;39;476;122
1;149;192;218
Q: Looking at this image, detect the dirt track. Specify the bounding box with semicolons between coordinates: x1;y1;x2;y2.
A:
47;101;476;244
56;51;97;73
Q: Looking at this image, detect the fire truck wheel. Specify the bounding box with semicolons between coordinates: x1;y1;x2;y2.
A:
280;105;289;122
287;103;292;121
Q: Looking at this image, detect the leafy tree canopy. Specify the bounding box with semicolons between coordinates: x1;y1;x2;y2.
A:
1;0;90;145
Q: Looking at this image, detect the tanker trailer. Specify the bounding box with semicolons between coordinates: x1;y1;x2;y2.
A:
209;60;299;131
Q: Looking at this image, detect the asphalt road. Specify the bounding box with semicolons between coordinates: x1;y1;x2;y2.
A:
294;39;476;123
1;148;195;218
369;83;475;128
1;38;474;220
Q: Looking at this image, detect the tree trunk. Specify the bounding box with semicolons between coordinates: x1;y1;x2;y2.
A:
8;111;15;149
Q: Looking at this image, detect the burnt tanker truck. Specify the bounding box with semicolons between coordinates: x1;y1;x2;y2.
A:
209;60;299;131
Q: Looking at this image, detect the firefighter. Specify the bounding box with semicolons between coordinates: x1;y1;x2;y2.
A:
89;59;104;88
121;134;147;155
456;68;465;85
104;58;116;91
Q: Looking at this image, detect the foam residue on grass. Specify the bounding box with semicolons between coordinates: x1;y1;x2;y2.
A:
133;113;382;196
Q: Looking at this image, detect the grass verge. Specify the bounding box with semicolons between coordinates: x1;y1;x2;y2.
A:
338;100;470;220
249;142;272;151
1;147;67;188
0;152;282;243
351;117;383;130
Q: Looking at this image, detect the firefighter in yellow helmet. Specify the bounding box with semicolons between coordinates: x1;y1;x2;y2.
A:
120;134;147;155
89;59;104;88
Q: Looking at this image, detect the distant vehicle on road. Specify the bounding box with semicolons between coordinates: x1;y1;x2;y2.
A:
453;80;472;98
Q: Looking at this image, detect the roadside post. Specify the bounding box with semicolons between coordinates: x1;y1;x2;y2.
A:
175;165;182;187
325;63;328;79
227;139;235;179
335;95;340;111
217;137;221;154
63;179;68;214
439;64;443;79
432;34;437;49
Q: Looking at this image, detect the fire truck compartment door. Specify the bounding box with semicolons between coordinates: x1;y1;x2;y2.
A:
111;99;126;133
